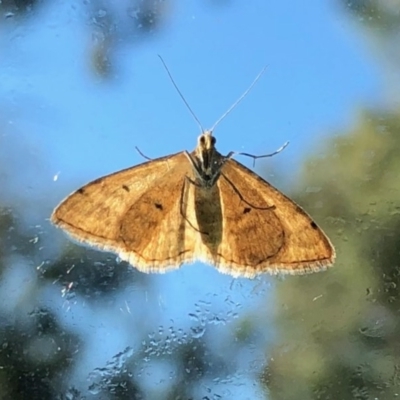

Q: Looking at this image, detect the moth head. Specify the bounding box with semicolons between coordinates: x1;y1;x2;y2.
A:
190;131;222;187
197;131;216;151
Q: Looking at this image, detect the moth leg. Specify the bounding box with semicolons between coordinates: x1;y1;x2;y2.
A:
224;142;289;167
134;146;153;161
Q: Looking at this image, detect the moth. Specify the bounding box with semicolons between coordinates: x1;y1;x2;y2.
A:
51;63;335;278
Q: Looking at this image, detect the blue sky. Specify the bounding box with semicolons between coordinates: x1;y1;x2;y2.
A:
2;1;380;182
0;0;380;398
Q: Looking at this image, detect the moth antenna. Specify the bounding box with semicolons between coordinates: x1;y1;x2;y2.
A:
210;65;268;133
238;141;289;167
158;55;205;134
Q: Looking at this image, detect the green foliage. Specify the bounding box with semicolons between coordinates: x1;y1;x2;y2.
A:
267;109;400;400
341;0;400;33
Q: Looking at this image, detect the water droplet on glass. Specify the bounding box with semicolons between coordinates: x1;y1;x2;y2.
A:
191;326;206;339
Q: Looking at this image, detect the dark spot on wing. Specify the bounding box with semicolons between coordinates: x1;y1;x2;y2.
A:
122;185;130;192
92;177;103;185
310;221;318;229
77;188;85;194
243;207;251;214
155;203;163;210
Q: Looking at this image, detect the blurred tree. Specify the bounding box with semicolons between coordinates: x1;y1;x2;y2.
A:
265;1;400;398
265;109;400;399
341;0;400;33
0;0;41;17
0;0;170;78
